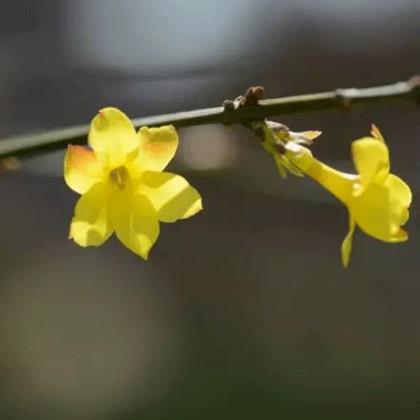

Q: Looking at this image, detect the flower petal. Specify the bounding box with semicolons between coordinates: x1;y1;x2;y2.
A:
351;182;401;242
351;173;411;243
64;145;104;194
69;183;112;247
132;125;178;173
385;174;412;209
88;107;138;167
110;193;160;260
390;227;408;242
352;138;389;187
386;174;412;233
341;215;356;268
139;171;203;223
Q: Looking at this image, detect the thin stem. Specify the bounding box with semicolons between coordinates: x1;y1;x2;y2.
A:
0;76;418;159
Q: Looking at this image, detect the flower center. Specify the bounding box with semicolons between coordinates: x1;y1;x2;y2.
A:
109;166;129;190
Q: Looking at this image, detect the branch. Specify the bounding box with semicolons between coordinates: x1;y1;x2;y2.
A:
0;76;418;159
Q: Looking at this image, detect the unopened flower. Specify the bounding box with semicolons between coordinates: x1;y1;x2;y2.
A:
285;125;412;267
254;120;322;178
64;107;202;259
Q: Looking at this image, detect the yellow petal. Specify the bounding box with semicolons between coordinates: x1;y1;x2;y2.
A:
385;174;412;209
88;107;138;167
386;174;412;233
390;227;408;242
351;172;411;243
140;171;203;223
110;193;160;260
351;138;389;187
69;183;112;247
64;145;104;194
351;182;396;242
131;125;178;173
341;215;356;268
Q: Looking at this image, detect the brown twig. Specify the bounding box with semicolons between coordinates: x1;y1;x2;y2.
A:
0;76;418;159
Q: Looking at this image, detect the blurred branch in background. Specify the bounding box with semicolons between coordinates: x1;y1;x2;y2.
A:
0;76;418;160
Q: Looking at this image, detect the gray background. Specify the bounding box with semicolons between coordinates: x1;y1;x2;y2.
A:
0;1;419;419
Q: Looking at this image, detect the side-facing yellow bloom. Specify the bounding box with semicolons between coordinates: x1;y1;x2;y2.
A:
285;126;412;267
64;107;203;259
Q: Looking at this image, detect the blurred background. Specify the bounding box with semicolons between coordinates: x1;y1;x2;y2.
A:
0;0;419;419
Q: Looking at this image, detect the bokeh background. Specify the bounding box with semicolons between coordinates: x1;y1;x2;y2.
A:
0;1;419;419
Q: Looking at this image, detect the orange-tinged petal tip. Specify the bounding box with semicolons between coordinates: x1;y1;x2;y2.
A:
370;124;385;142
134;125;179;172
64;145;103;194
66;144;94;162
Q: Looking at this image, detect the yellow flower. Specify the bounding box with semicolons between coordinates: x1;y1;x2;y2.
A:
64;107;203;259
285;126;412;267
